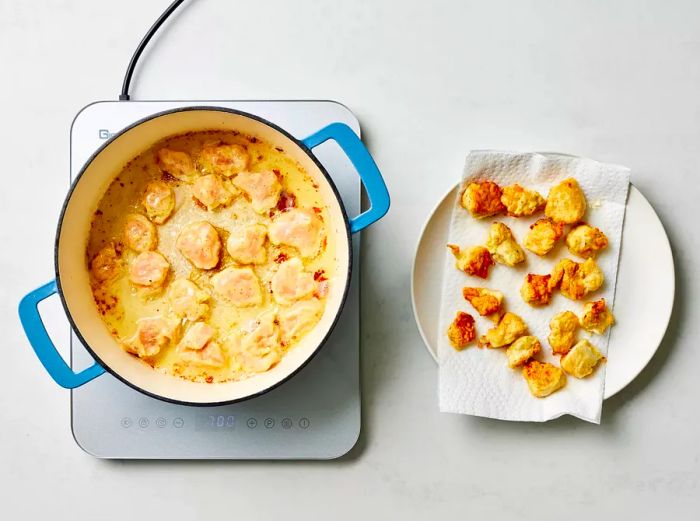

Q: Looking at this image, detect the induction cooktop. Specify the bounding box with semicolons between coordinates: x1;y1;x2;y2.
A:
55;100;362;459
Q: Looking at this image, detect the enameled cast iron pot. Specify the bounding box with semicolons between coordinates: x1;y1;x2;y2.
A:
18;106;389;406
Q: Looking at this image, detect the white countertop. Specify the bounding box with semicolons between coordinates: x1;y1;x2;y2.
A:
1;0;698;518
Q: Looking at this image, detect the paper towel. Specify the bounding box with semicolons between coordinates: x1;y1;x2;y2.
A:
438;151;630;423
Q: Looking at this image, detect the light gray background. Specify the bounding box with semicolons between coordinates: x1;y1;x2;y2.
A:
1;0;698;519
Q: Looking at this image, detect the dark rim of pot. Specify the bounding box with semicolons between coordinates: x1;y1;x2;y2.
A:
55;105;353;407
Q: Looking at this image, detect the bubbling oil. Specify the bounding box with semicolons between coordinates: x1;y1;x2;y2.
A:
87;130;336;383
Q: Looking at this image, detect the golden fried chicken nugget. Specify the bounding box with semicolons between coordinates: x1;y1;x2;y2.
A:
524;218;564;256
123;214;157;253
485;222;525;266
447;311;476;350
560;339;604;378
462;287;504;317
548;310;579;355
143;180;175;224
506;335;541;368
522;360;566;398
520;273;553;306
500;184;545;217
549;258;576;290
129;251;169;288
550;258;604;300
447;244;494;279
198;143;249;177
156;148;198;183
545;177;587;224
90;243;122;283
460;181;505;219
480;312;528;349
566;223;609;259
580;298;615;335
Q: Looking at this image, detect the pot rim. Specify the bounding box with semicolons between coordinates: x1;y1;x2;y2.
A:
55;105;353;407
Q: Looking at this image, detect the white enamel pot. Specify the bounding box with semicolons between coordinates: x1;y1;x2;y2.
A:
19;106;390;406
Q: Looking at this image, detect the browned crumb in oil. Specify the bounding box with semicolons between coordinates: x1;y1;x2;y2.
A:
276;191;296;211
93;291;119;316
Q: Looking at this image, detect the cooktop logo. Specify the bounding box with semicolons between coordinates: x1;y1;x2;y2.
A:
98;129;116;140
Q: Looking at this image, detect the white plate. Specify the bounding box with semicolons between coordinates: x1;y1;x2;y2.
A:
411;183;675;399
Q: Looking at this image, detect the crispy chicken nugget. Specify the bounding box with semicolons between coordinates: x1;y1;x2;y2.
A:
580;298;615;335
522;360;566;398
566;223;609;259
524;218;564;256
462;287;504;317
501;184;545;217
447;311;476;350
506;336;541;368
461;181;505;219
480;312;528;349
560;339;604;378
550;258;604;300
545;177;587;224
548;310;579;355
448;244;494;279
485;222;525;266
520;273;553;306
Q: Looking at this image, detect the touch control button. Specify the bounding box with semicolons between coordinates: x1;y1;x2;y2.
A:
155;417;167;428
247;418;258;429
299;418;310;429
138;417;150;429
173;417;185;428
281;418;293;430
264;418;275;429
120;417;133;429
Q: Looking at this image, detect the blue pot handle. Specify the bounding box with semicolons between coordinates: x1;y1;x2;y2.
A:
302;122;390;233
18;280;105;389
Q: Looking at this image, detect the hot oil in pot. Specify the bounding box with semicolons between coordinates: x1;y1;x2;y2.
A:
87;130;336;383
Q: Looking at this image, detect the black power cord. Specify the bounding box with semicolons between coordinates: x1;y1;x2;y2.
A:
119;0;187;101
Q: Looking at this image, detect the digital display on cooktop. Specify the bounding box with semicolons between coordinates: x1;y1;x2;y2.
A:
196;414;236;431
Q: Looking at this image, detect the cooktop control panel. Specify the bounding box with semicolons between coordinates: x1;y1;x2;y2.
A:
117;413;313;431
